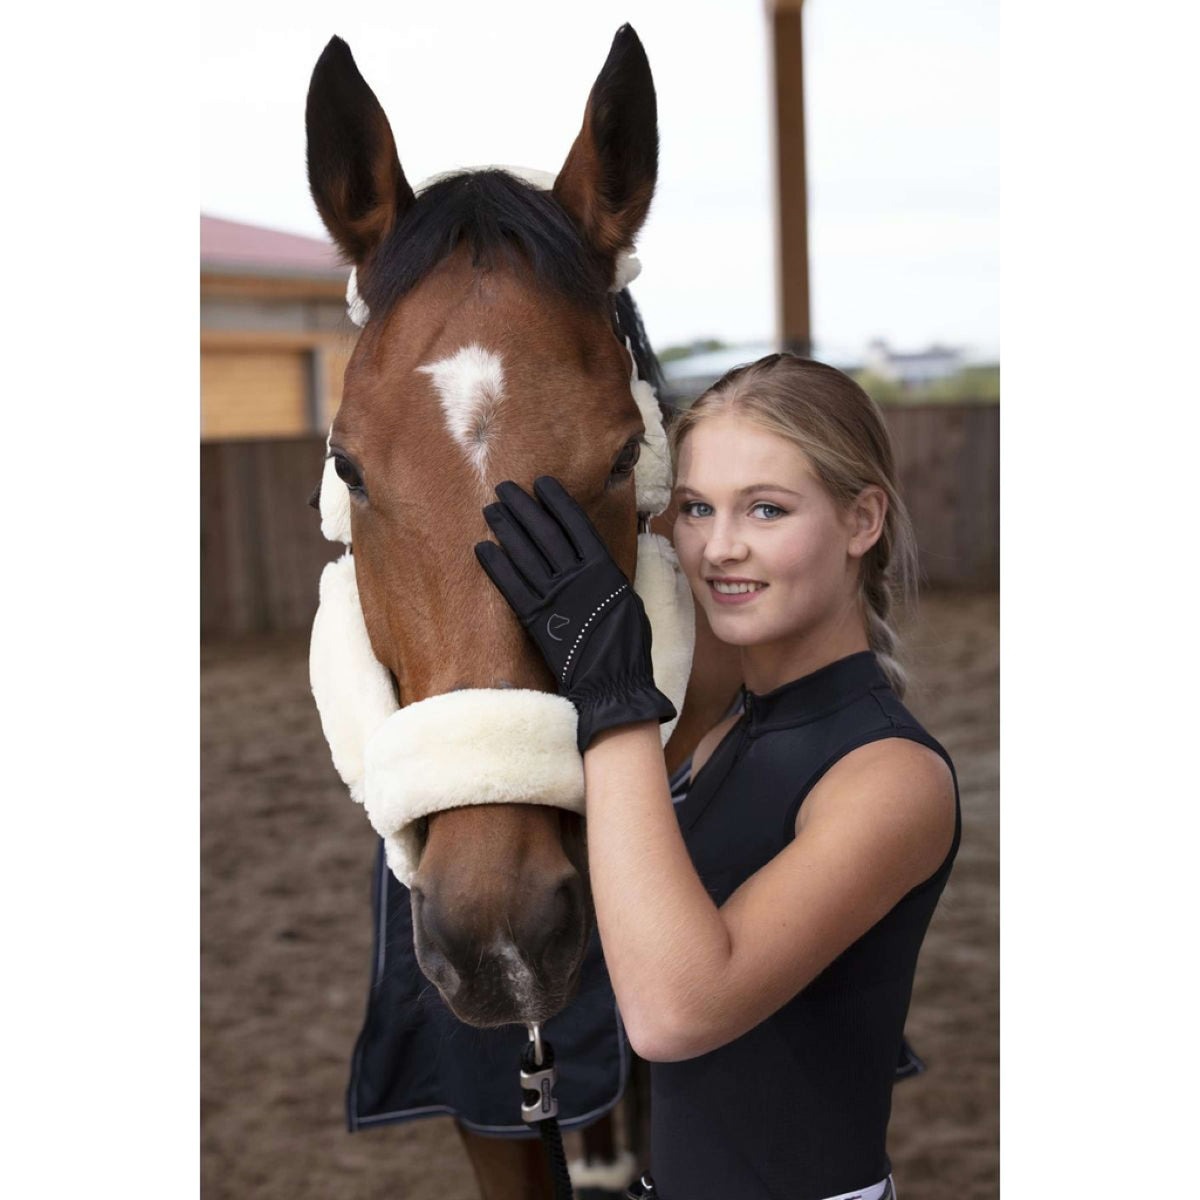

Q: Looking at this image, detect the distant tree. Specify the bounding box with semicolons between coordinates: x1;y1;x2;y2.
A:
657;338;728;364
853;365;1000;406
853;370;908;405
926;365;1000;403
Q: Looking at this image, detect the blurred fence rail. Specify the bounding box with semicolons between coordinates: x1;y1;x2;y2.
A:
200;403;997;637
201;437;341;636
888;402;999;591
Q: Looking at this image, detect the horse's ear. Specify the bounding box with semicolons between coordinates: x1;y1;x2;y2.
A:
306;37;415;266
553;25;658;264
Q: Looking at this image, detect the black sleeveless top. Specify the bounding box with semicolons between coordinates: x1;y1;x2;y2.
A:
651;651;961;1200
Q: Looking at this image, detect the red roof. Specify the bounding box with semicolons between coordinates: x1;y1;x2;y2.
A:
200;214;347;278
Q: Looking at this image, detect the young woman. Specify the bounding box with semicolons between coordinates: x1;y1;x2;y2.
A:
475;353;960;1200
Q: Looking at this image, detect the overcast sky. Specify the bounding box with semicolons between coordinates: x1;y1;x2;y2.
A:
199;0;998;355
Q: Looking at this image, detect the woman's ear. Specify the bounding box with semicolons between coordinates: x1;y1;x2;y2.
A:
847;486;888;559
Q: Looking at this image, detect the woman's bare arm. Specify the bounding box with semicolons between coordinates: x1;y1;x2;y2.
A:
582;723;955;1062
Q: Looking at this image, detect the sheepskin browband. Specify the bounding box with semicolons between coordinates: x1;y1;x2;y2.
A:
311;165;693;886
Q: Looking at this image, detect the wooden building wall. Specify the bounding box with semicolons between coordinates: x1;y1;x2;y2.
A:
200;274;355;440
200;403;998;637
200;331;353;439
201;348;311;438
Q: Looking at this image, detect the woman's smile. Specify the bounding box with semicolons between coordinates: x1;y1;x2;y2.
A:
707;577;769;603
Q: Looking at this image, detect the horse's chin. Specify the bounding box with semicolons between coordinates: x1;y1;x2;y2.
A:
422;949;587;1030
442;990;577;1030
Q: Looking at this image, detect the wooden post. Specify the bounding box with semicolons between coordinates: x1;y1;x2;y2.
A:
770;0;811;356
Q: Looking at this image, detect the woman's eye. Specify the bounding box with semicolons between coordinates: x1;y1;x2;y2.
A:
679;501;783;519
333;454;364;492
752;502;786;519
610;438;642;480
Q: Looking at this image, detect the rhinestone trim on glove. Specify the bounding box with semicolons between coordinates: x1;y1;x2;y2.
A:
560;584;629;683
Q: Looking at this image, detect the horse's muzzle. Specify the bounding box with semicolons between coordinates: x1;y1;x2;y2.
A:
410;865;588;1025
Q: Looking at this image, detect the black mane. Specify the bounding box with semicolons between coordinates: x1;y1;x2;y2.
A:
615;287;669;412
360;167;671;413
360;169;609;315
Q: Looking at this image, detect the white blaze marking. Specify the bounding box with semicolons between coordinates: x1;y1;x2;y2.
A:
416;344;505;477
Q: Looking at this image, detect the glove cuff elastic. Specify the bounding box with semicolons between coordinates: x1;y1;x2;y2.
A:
574;682;678;754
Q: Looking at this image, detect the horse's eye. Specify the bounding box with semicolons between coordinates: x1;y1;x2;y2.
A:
333;453;364;493
610;437;642;480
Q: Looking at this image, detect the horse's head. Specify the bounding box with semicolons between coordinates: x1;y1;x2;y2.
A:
306;28;671;1026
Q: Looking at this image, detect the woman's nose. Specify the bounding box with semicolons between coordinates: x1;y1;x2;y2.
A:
704;518;748;564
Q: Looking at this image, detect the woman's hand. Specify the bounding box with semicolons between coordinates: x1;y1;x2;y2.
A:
474;476;676;752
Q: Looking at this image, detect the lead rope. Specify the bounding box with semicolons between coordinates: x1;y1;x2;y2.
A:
521;1023;575;1200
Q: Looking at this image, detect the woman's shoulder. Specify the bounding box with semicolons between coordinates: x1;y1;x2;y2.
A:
813;734;955;804
796;735;957;881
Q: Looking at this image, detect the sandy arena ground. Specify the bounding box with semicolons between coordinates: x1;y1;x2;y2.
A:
201;591;998;1199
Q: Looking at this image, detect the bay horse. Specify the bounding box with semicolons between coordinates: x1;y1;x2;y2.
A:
304;25;742;1197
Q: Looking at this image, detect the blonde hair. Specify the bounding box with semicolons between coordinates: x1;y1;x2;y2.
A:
668;353;918;696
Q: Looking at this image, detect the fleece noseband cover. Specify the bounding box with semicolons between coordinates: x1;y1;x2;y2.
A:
310;166;694;885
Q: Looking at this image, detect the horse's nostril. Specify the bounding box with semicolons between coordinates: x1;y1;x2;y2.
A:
554;877;582;930
419;944;461;997
413;886;451;953
413;889;473;993
534;874;586;975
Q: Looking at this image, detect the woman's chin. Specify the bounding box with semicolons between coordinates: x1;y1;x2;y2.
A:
704;608;766;645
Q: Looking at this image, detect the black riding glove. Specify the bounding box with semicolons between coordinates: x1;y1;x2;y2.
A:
474;476;677;753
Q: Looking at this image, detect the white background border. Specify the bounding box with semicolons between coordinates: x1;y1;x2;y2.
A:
4;0;1198;1194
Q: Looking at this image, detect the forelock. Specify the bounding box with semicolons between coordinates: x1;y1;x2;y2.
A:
359;169;610;317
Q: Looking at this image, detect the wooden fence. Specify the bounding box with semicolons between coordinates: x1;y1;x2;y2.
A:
200;403;998;636
201;437;341;636
888;402;999;591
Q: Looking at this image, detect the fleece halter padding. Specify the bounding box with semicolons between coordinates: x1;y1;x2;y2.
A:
308;551;396;801
368;689;586;883
311;165;693;886
310;551;588;883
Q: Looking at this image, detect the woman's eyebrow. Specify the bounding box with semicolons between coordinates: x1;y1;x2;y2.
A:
675;483;803;498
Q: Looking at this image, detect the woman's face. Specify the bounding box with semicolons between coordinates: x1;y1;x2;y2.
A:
672;414;864;651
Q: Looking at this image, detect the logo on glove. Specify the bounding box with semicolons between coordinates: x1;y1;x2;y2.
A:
546;613;571;642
